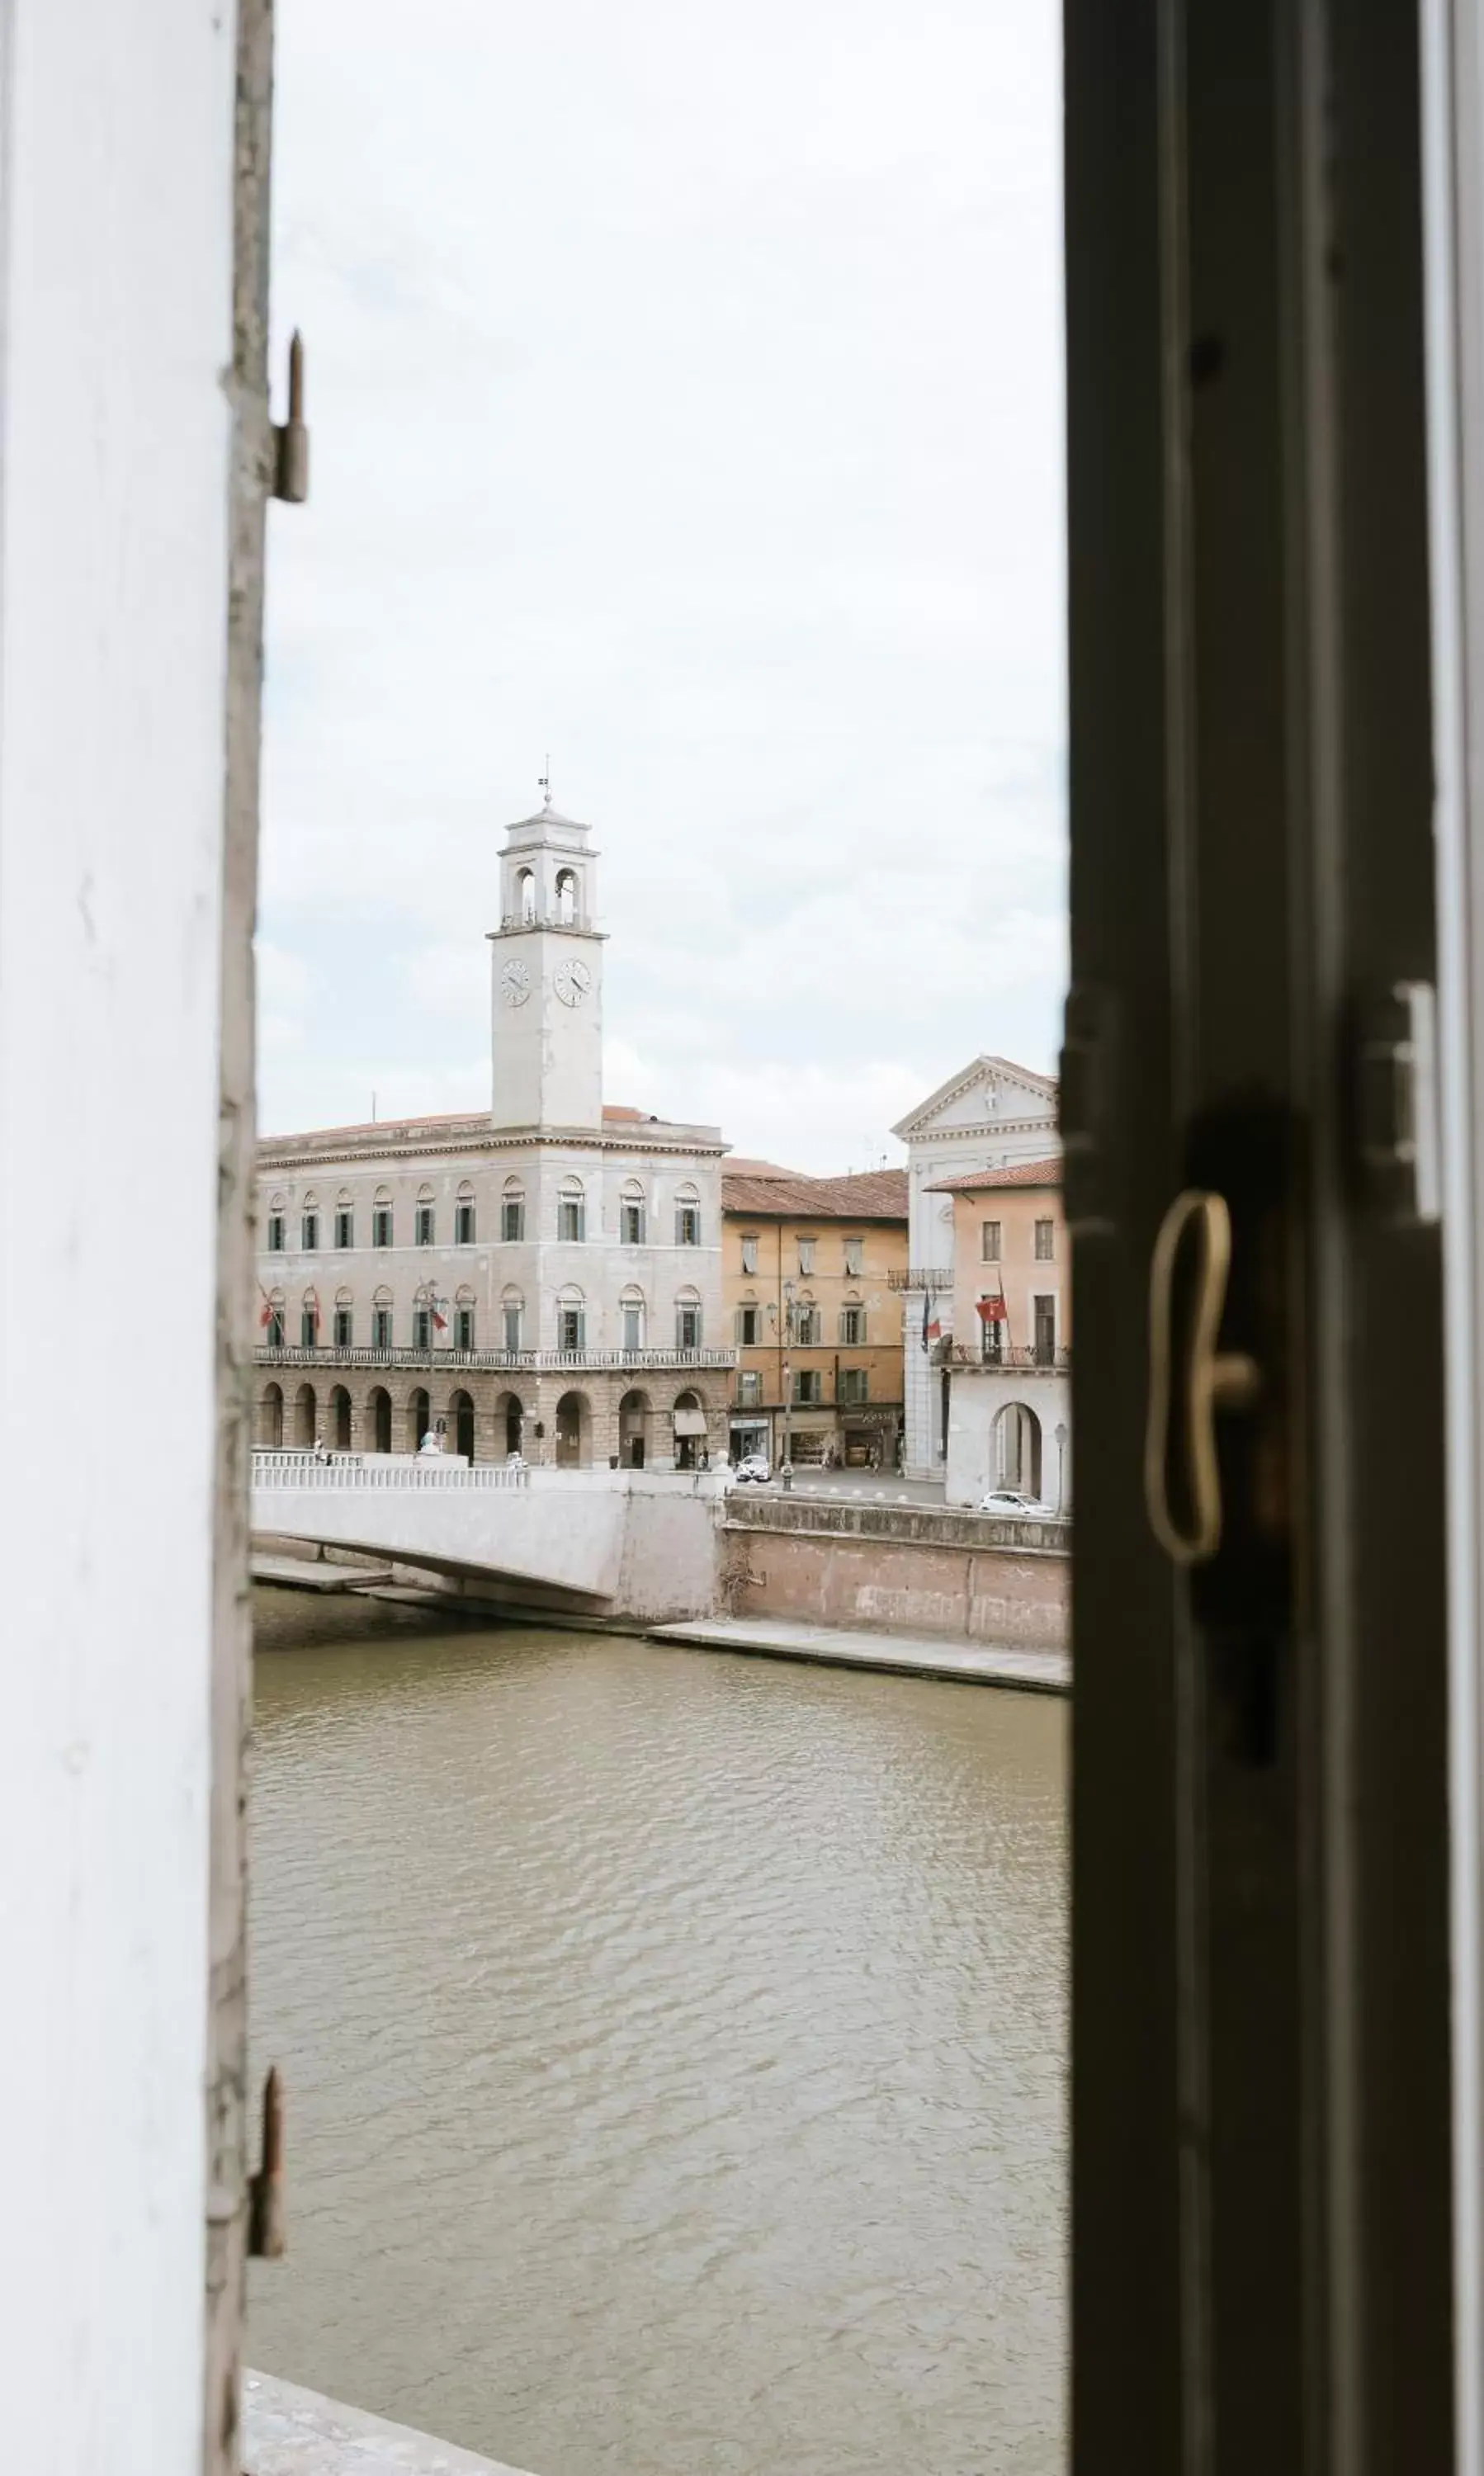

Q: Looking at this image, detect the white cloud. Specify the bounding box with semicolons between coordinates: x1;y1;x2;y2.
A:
258;0;1066;1165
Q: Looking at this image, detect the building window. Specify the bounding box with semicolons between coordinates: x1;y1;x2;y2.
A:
740;1234;759;1274
844;1236;863;1275
456;1200;475;1245
334;1206;354;1250
794;1369;824;1405
736;1303;762;1344
981;1309;1004;1363
621;1200;645;1245
621;1298;644;1351
795;1302;821;1345
371;1306;392;1349
372;1204;393;1248
676;1299;702;1349
301;1209;319;1252
413;1307;432;1349
982;1219;1002;1261
558;1305;585;1351
1034;1294;1056;1363
266;1307;285;1348
300;1304;319;1349
503;1302;523;1354
501;1194;525;1242
797;1236;816;1274
675;1202;701;1246
839;1305;866;1344
736;1369;763;1407
454;1306;475;1350
1034;1218;1055;1260
333;1307;352;1348
267;1212;286;1253
839;1368;868;1405
559;1184;586;1242
415;1203;435;1246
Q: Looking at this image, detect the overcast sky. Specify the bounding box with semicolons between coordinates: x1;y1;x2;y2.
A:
259;0;1066;1171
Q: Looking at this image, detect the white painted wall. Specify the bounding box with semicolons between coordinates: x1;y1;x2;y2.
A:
943;1370;1072;1512
0;5;238;2469
892;1061;1059;1475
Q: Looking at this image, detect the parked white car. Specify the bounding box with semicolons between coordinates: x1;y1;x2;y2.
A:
734;1453;773;1484
979;1488;1056;1520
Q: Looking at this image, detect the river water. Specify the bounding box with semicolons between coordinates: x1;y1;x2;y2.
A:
248;1599;1067;2475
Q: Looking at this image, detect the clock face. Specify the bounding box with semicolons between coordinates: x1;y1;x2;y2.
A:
501;960;531;1008
554;958;593;1009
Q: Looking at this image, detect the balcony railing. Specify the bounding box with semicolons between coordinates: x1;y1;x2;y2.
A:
252;1450;531;1491
887;1267;954;1292
255;1344;736;1373
945;1342;1071;1372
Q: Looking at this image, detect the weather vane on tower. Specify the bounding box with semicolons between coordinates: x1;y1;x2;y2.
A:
538;755;551;810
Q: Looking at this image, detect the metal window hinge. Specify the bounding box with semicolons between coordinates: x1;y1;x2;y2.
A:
272;332;309;504
247;2064;286;2258
1355;980;1440;1225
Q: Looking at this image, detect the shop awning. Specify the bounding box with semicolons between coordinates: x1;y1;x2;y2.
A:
672;1407;708;1437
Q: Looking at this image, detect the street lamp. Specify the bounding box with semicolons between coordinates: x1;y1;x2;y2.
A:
782;1275;795;1477
1054;1420;1069;1516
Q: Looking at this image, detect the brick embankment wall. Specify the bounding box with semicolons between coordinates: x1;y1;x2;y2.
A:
721;1498;1070;1649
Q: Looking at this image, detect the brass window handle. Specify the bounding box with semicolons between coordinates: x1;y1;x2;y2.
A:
1144;1189;1261;1566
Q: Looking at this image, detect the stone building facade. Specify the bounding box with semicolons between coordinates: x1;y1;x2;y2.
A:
890;1056;1061;1476
255;794;733;1468
721;1166;908;1467
929;1157;1070;1512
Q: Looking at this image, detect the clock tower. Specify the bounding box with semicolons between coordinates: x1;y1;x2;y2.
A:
489;790;606;1131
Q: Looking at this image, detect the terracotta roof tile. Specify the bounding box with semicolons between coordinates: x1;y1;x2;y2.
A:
261;1102;664;1145
722;1167;909;1220
927;1155;1062;1193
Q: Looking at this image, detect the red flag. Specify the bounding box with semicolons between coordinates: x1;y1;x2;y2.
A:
925;1318;942;1341
432;1303;448;1332
976;1296;1009;1323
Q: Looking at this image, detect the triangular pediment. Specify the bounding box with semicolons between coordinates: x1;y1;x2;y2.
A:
891;1053;1057;1142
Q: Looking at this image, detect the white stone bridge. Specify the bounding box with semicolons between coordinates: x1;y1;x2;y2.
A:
250;1450;725;1622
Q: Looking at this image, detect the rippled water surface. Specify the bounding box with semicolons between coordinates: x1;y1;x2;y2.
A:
248;1609;1067;2475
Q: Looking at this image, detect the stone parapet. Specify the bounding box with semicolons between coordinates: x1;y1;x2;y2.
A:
242;2369;532;2474
725;1492;1070;1557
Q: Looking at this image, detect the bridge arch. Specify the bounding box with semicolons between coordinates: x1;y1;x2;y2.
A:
258;1382;283;1449
368;1385;392;1454
293;1381;316;1449
994;1400;1043;1498
450;1387;475;1462
555;1390;590;1467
